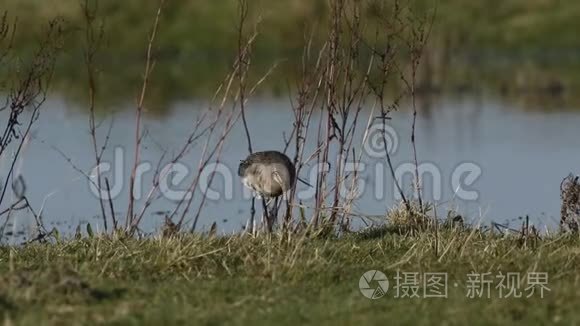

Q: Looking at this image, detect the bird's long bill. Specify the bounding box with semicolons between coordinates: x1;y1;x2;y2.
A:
297;176;313;188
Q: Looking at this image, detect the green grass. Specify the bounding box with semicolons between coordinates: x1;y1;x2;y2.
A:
3;0;580;111
1;226;579;325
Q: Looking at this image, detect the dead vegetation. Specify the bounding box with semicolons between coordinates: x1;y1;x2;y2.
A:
0;1;577;244
1;227;580;324
0;13;64;243
560;174;580;232
43;0;439;238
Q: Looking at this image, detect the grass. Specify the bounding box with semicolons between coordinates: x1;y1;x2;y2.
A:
1;224;579;325
4;0;580;111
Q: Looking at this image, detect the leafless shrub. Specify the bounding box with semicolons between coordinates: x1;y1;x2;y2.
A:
72;0;278;236
126;0;166;233
81;0;111;232
0;15;63;242
264;0;436;235
70;0;434;237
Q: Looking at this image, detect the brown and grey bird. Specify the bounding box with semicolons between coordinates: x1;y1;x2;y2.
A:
238;150;296;200
238;150;296;230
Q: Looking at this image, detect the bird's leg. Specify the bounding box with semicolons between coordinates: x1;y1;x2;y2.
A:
283;196;292;229
249;197;256;235
269;197;279;227
265;197;276;230
261;197;272;233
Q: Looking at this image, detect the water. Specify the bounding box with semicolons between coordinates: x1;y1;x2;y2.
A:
2;93;580;239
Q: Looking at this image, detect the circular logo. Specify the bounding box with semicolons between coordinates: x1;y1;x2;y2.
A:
364;123;399;158
359;270;389;299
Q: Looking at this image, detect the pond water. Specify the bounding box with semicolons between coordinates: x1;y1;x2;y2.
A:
2;93;580;239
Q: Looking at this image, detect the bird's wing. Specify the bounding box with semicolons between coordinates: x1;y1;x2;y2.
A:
272;169;285;190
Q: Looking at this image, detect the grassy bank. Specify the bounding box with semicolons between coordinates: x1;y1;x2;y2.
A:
3;0;580;111
1;227;579;325
6;0;580;51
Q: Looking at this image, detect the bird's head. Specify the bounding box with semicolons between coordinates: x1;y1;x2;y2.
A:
238;159;249;177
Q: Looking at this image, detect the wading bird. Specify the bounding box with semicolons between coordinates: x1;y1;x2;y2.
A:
238;150;296;231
